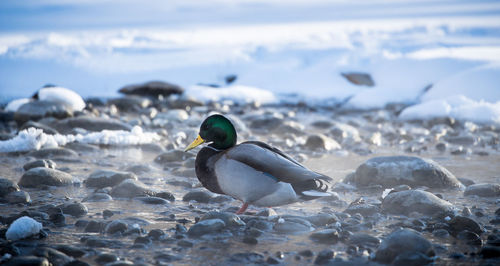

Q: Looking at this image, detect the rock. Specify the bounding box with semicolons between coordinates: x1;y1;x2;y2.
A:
382;190;455;216
0;178;20;196
375;229;435;264
108;96;151;111
6;216;43;241
351;156;464;189
392;252;433;266
345;200;380;217
19;167;76;188
105;220;128;234
309;229;339;244
155;150;194;164
341;72;375;86
199;211;245;227
464;183;500;197
85;170;138;188
23;159;57;171
148;229;166;240
27;148;78;159
51;116;132;134
54;245;86;258
14;100;73;124
182;190;213;203
304;134;341;151
187;219;226;237
347;233;381;248
433;229;450;238
82;193;112;202
125;164;152;175
480;246;500;258
110;179;155;198
248;115;283;131
59;202;88;217
84;221;106;233
304;213;338;227
156;191;175;202
314;249;335;264
329;122;362;144
228;252;265;264
20;121;59;134
448;216;483;235
456;230;482;245
33;247;72;266
4;256;50;266
5;190;31;204
134;196;169;205
457;177;475;186
64;142;99;152
119;81;184;97
273;218;313;234
445;134;476;146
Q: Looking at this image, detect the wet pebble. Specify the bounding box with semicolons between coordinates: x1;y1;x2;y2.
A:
182;190;213;203
199;211;245;227
14;100;72;124
59;202;88;217
392;252;433;266
105;220;128;235
347;233;381;248
82;192;112;202
304;134;341;151
27;147;78;159
464;183;500;197
448;215;483;236
85;170;137;188
134;196;169;205
457;230;482;246
314;249;334;264
19;167;76;188
227;252;265;264
273;218;313;234
4;256;50;266
0;178;19;196
187;219;225;237
4;190;31;204
382;190;455;216
309;229;339;244
23;159;57;171
54;245;87;258
374;229;435;264
95;253;119;264
110;179;155;198
33;247;73;266
84;221;106;233
147;229;166;240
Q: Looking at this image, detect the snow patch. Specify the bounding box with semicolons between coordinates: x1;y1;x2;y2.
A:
6;216;43;241
0;126;161;153
38;87;86;111
5;98;31;112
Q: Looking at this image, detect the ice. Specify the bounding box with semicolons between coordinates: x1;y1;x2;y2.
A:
5;216;43;241
0;126;161;153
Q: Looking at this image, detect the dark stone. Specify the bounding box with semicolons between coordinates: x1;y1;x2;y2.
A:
59;202;88;217
85;170;137;188
480;246;500;258
382;190;455;216
273;218;312;235
345;201;380;217
134;196;169;205
14;100;73;124
95;253;118;264
23;159;57;171
304;213;338;227
314;249;334;264
27;148;78;159
457;230;482;246
103;210;114;219
19;167;76;188
199;211;245;227
134;236;152;245
464;183;500;197
155;150;194;164
33;247;73;266
64;260;90;266
147;229;166;240
156;191;175;202
5;190;31;204
177;239;193;247
20;121;59;134
375;229;435;264
51;116;132;134
341;72;375;86
54;245;86;258
119;81;184;97
392;252;433;266
347;233;381;248
108;96;151;111
299;250;314;257
432;229;450;238
304;134;341;151
105;220;128;234
82;193;112;202
154;253;181;264
228;252;265;264
110;179;155;198
4;256;50;266
351;156;464;189
187;219;225;237
487;234;500;246
84;220;105;233
243;236;258;245
0;178;20;197
310;229;339;244
448;216;483;236
225;74;237;85
182;190;213;203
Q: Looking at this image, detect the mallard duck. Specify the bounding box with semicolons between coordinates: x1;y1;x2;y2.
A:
185;114;331;214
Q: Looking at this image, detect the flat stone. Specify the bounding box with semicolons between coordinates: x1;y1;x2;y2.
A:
33;247;73;266
375;229;435;264
23;159;57;171
309;229;339;244
51;116;132;134
134;196;169;205
351;156;464;189
341;72;375;86
19;167;76;188
85;170;137;188
187;219;226;237
59;202;88;217
464;183;500;197
14;100;73;124
273;218;313;234
382;190;455;216
108;96;151;111
448;215;483;236
20;121;59;134
0;178;20;196
82;193;112;202
119;81;184;97
182;190;213;203
199;211;245;227
110;179;155;198
27;148;78;159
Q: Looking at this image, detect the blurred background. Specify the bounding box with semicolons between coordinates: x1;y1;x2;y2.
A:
1;0;499;110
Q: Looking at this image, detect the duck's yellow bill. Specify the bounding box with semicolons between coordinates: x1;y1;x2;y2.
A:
184;135;205;152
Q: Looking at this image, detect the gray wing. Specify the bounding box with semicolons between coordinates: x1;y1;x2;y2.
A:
225;142;331;193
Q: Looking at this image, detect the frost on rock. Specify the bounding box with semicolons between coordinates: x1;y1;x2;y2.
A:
6;216;43;241
0;126;161;153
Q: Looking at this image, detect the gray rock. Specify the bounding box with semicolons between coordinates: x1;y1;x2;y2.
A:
309;229;339;244
445;134;477;146
392;252;433;266
273;218;313;234
351;156;464;189
382;190;455;216
33;247;73;266
23;159;57;171
20;121;59;134
341;72;375;87
227;252;265;264
105;220;128;234
85;170;138;188
110;179;155;198
4;256;50;266
108;96;151;111
304;134;341;151
248;116;283;131
125;164;153;175
329;122;362;144
14;100;73;123
134;196;169;205
304;213;338;227
464;183;500;197
84;221;106;233
345;201;380;217
375;229;435;264
27;148;78;159
119;81;184;97
448;215;483;236
19;167;76;188
59;202;88;217
82;193;112;202
64;142;99;152
155;150;194;164
51;116;132;134
5;190;31;204
0;178;20;196
182;190;213;203
347;233;381;248
199;211;245;227
187;219;226;237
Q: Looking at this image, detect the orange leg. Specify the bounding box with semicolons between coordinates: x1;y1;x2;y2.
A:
236;202;249;214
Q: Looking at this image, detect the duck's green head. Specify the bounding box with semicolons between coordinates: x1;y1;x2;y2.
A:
185;114;237;151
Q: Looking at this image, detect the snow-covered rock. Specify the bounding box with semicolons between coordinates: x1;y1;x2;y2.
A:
38;87;86;111
6;216;43;241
